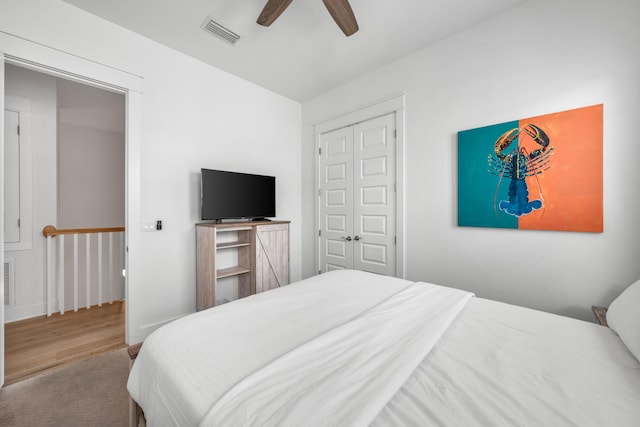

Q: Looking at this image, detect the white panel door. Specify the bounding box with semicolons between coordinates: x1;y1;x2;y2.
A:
353;113;396;275
319;112;396;275
4;110;20;243
319;127;354;271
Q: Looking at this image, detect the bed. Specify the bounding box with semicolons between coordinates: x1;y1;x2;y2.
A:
127;270;640;426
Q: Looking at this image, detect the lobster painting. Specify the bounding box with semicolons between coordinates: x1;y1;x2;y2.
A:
458;104;602;232
487;124;554;217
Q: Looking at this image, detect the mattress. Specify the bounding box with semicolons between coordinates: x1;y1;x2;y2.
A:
127;270;640;426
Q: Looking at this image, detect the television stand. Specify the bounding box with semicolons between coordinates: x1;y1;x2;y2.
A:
196;220;290;310
250;217;271;222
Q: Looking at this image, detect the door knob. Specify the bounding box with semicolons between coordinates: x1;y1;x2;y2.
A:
354;235;361;241
341;236;352;241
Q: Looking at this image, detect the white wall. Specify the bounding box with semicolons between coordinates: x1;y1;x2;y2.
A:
58;122;125;227
58;78;126;229
302;0;640;320
4;65;57;322
0;0;302;342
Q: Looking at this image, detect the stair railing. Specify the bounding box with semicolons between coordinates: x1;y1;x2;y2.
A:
42;225;125;316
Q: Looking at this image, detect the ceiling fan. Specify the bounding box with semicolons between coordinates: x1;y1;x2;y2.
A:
257;0;359;37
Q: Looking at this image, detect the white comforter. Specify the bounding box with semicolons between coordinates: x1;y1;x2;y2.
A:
375;297;640;426
127;270;472;426
128;270;640;426
201;279;471;426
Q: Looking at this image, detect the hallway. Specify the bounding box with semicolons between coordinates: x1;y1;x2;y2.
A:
4;301;125;385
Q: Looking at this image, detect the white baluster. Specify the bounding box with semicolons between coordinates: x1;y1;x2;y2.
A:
58;235;65;315
98;233;103;307
74;233;79;312
120;231;125;300
86;233;91;309
46;235;53;316
109;232;114;304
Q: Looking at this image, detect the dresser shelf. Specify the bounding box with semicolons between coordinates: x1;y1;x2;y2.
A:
217;241;251;250
216;266;251;279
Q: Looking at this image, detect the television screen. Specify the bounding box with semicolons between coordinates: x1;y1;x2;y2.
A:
201;168;276;221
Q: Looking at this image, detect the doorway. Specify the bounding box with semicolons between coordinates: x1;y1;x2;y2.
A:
0;38;142;387
315;94;406;278
3;64;126;384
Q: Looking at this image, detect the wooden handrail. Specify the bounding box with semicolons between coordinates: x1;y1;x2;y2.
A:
42;225;125;238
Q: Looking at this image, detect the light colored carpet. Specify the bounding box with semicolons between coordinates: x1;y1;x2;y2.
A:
0;348;130;426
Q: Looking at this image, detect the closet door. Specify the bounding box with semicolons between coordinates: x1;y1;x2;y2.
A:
319;126;354;271
318;113;396;275
353;113;396;275
4;110;20;243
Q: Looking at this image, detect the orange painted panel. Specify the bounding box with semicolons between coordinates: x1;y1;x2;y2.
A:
518;104;603;232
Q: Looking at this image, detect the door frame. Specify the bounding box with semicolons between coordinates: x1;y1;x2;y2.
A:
314;93;406;278
0;31;143;387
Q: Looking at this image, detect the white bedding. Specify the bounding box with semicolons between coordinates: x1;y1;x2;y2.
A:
201;281;471;426
128;270;640;426
375;298;640;426
127;270;418;426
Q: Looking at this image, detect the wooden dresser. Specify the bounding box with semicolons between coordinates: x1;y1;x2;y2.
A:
196;220;290;311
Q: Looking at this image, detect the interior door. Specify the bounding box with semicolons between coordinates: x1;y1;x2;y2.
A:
318;113;396;275
319;126;354;271
353;113;396;275
4;110;20;244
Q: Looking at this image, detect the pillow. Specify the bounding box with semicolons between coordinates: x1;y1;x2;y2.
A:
607;279;640;362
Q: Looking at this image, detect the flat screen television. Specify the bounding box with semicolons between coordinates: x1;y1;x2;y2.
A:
201;168;276;221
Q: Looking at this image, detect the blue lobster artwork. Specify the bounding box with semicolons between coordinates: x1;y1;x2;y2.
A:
487;124;554;217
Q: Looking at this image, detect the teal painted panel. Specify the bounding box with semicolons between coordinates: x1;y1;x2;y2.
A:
457;121;518;229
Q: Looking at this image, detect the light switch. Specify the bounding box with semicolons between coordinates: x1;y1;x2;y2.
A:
142;220;156;232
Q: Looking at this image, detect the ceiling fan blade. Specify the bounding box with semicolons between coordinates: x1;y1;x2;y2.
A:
322;0;359;36
257;0;293;27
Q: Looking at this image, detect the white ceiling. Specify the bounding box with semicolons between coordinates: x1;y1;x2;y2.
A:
61;0;527;102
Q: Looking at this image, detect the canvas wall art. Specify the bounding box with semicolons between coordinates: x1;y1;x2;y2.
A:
457;104;603;232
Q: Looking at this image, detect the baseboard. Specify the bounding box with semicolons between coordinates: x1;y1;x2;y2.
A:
4;302;46;323
132;314;184;343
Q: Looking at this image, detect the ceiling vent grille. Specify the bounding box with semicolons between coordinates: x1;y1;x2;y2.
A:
201;16;240;45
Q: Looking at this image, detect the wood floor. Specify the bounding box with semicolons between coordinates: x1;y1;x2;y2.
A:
4;301;126;385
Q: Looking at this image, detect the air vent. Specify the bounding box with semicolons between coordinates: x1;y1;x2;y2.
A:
4;258;15;307
201;16;240;45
